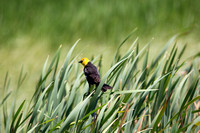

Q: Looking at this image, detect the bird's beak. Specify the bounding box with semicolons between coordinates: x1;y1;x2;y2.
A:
79;60;82;63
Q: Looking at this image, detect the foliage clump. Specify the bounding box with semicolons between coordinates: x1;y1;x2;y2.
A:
1;35;200;132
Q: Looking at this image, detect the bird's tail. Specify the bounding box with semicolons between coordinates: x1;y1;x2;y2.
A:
101;84;112;92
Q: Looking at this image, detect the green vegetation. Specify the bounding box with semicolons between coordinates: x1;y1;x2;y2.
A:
1;0;200;45
1;35;199;132
0;0;200;98
0;0;200;132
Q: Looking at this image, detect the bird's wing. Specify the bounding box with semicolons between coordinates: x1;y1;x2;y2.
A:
90;74;100;84
84;63;101;84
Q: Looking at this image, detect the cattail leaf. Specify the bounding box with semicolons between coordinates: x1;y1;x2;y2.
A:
59;92;93;132
151;34;178;68
113;89;158;94
27;123;38;133
28;82;53;127
186;116;200;133
112;28;137;65
48;119;64;133
0;91;12;107
59;39;80;86
150;93;172;132
100;109;119;132
102;118;118;133
10;100;25;131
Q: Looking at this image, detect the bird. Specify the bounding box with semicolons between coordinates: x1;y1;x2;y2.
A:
79;57;112;93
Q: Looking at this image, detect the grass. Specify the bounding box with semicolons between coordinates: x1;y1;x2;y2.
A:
0;34;199;132
0;0;200;46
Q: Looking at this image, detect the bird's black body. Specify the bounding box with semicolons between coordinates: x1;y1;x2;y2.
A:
84;62;112;92
84;62;100;85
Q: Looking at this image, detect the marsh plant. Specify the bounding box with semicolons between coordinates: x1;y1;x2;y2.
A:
0;34;200;132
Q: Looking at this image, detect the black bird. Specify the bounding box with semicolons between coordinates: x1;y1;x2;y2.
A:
79;57;112;92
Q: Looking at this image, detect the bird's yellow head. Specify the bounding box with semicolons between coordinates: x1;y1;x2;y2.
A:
79;57;90;66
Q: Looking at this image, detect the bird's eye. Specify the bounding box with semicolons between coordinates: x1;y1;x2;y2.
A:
83;59;85;61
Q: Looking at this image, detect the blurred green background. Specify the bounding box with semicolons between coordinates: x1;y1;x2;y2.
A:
0;0;200;101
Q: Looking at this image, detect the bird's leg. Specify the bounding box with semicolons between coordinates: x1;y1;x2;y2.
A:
83;84;91;99
87;84;91;95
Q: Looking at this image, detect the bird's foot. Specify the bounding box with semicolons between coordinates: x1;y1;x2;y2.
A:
83;92;90;99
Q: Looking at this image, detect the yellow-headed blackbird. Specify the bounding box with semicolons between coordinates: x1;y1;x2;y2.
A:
79;57;112;92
